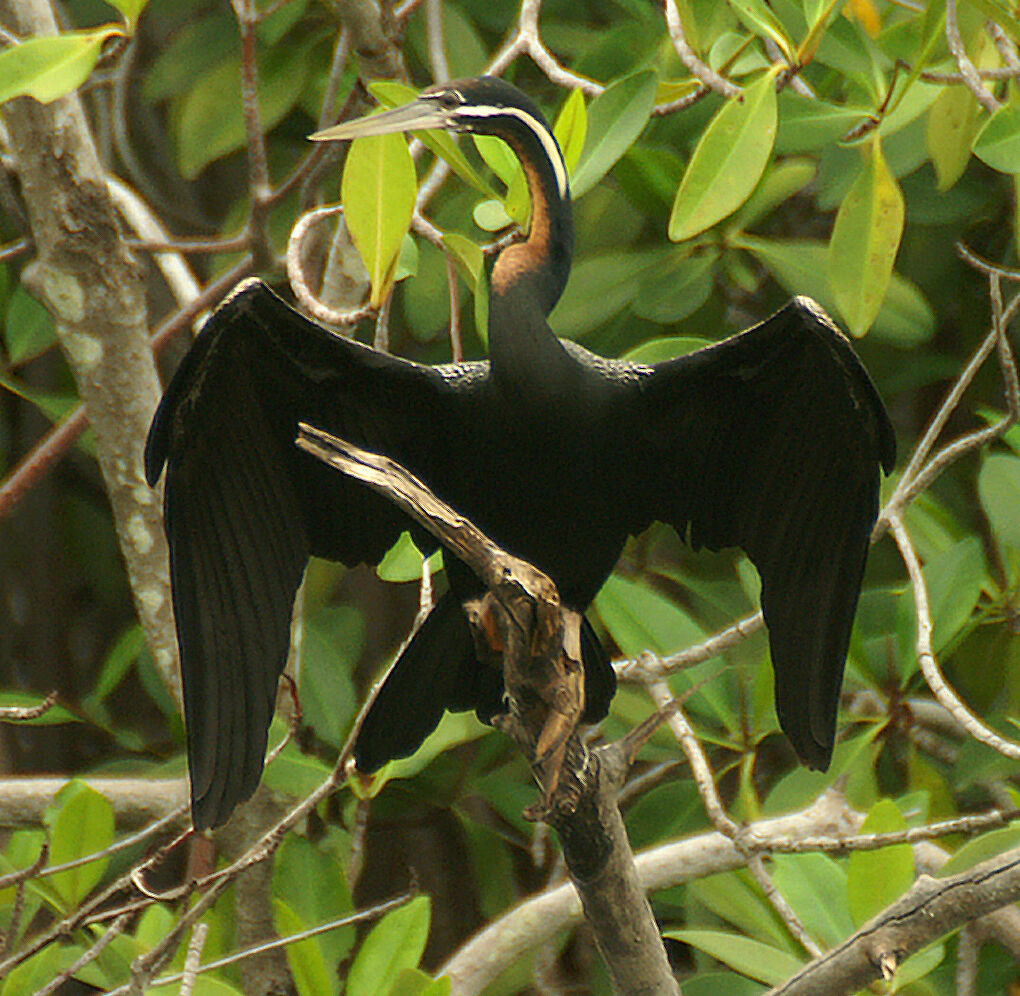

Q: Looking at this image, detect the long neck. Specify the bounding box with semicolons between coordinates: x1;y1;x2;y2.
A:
487;111;575;399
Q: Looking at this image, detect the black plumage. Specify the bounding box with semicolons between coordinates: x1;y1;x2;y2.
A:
146;77;895;829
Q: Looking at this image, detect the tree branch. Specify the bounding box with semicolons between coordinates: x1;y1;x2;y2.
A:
0;0;181;696
294;424;681;995
768;845;1020;995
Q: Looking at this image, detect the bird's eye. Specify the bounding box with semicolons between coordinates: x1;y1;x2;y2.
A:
437;91;462;110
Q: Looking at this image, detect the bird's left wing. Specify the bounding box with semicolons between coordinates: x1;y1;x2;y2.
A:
145;279;484;827
621;297;895;768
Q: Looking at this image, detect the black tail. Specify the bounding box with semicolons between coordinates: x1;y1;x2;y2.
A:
353;593;617;773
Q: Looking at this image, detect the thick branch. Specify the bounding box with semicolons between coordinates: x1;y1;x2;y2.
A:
0;776;187;830
0;0;178;696
769;845;1020;995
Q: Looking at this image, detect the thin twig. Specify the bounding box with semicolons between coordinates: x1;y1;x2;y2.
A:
285;206;373;327
34;912;133;996
986;19;1020;72
179;923;209;996
144;891;415;992
0;237;29;262
664;0;741;98
445;251;463;361
946;0;1001;112
519;0;603;97
890;512;1020;760
0;804;186;893
645;681;822;955
615;611;764;682
0;691;57;722
425;0;449;82
230;0;273;267
374;291;392;352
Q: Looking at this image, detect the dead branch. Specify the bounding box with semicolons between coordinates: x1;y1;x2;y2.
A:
295;423;681;995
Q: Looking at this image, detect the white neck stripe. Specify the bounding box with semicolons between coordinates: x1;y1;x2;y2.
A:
455;105;569;199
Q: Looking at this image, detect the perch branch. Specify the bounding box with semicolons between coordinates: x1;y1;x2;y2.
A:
295;423;680;995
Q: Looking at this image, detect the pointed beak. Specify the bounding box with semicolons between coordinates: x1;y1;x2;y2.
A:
309;100;452;142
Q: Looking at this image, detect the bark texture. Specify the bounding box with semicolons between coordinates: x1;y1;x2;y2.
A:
0;0;179;697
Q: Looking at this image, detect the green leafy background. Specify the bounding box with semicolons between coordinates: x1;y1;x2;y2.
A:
1;0;1020;993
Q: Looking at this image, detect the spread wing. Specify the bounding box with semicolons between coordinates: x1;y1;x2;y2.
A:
626;297;895;767
146;279;485;828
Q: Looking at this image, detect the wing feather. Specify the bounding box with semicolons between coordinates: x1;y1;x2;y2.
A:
627;297;894;768
147;279;484;827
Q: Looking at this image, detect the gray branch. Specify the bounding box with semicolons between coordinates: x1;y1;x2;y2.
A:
0;0;179;699
769;845;1020;995
295;424;681;995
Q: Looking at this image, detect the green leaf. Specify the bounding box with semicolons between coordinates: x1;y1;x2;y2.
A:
771;853;854;948
0;27;124;106
369;82;494;197
594;573;704;659
90;624;146;704
262;737;335;801
623;335;711;363
45;781;114;910
1;944;87;996
727;0;795;61
924;537;986;652
104;0;148;31
978;454;1020;551
553;88;588;175
273;831;356;969
273;899;335;996
828;136;904;336
571;70;659;199
926;84;980;191
175;38;313;179
472;199;513;232
376;531;442;583
442;232;484;286
938;824;1020;876
383;711;488;783
973;92;1020;174
775;92;867;155
472;135;520;186
730;159;815;233
4;284;56;365
347;895;431;996
300;606;362;747
688;870;791;948
388;969;451;996
632;251;718;325
735;236;933;346
669;69;779;242
846;799;914;927
342;127;418;308
550;250;661;339
665;929;803;986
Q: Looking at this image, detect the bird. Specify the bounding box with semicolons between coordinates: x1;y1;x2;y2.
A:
145;75;896;830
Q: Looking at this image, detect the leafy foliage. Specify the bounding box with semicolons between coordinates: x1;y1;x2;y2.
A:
1;0;1020;992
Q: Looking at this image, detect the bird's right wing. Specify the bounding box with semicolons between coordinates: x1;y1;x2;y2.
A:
146;278;485;827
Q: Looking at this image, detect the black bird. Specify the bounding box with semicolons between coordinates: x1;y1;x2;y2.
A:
146;76;895;829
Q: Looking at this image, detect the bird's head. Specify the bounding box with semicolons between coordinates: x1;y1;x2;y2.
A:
313;76;572;313
311;76;568;201
312;75;552;142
